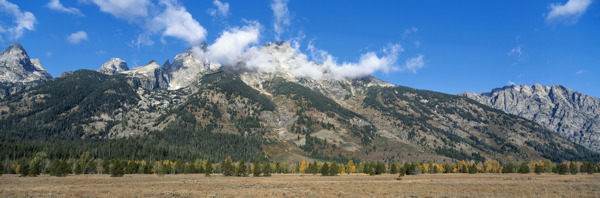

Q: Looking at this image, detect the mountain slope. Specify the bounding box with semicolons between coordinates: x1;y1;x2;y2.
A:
1;43;598;164
461;84;600;152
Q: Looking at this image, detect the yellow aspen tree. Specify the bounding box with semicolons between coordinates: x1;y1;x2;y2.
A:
346;160;355;174
437;164;445;173
339;165;345;174
349;165;356;174
493;160;501;173
476;162;484;172
422;164;429;174
299;160;307;174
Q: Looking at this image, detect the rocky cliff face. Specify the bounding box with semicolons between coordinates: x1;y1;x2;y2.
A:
0;43;53;98
461;84;600;152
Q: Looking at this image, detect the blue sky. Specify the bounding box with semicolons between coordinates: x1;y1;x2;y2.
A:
0;0;598;97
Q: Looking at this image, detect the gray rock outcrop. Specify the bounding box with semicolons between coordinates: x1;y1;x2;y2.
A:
0;43;52;83
461;84;600;152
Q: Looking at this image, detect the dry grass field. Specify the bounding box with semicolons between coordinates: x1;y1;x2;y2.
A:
1;173;599;197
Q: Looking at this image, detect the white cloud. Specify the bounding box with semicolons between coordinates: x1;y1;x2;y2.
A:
271;0;290;40
324;44;402;79
152;1;207;46
91;0;150;20
546;0;592;25
46;51;52;57
508;46;523;57
67;31;88;44
208;0;229;17
508;80;516;86
192;21;411;80
402;54;424;73
89;0;206;46
0;0;37;40
193;21;261;66
47;0;83;16
576;69;586;74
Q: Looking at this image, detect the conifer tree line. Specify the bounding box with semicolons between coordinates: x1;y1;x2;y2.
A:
2;152;599;177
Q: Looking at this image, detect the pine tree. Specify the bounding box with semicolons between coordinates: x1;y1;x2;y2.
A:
569;162;578;175
17;158;29;177
253;160;262;177
58;159;70;177
581;162;594;174
0;160;4;176
363;162;370;174
329;162;338;176
518;162;530;174
29;158;42;177
375;162;386;175
102;159;110;174
468;163;478;174
390;163;399;174
557;163;568;175
502;163;514;174
309;162;318;174
262;161;271;177
321;162;329;176
204;159;213;176
236;160;247;176
221;157;234;176
111;160;124;177
534;164;544;175
85;159;97;174
74;160;84;175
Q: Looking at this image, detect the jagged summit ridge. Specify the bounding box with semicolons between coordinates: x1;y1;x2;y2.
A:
0;43;52;83
461;84;600;152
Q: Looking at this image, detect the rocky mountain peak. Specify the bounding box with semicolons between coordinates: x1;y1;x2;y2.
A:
461;84;600;152
0;43;52;83
163;48;220;90
1;43;27;57
98;58;129;75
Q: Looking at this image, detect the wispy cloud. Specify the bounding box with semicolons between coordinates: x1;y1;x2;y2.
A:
508;46;523;58
508;80;516;86
402;54;424;73
46;0;83;16
546;0;592;25
67;31;88;44
208;0;230;18
402;27;418;39
271;0;290;41
0;0;37;40
576;69;586;74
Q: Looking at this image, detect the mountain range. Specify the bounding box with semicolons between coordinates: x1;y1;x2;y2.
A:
0;43;598;163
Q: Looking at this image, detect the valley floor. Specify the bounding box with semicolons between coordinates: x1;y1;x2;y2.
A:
1;173;599;197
